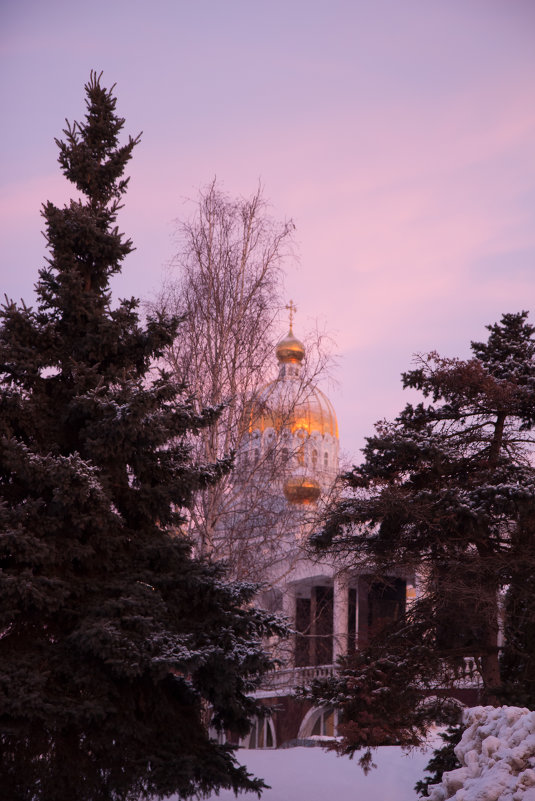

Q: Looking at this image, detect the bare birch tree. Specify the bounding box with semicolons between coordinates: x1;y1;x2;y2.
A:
154;180;335;582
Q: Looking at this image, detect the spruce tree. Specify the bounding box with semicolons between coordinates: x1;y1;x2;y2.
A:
414;725;463;797
0;72;283;801
499;508;535;708
310;312;535;764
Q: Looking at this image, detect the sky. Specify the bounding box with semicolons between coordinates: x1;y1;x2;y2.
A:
2;0;535;461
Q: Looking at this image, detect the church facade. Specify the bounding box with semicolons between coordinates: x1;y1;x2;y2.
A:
220;305;481;749
235;307;415;747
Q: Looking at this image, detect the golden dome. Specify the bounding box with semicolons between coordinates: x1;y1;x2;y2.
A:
247;382;339;439
276;327;305;363
283;476;321;505
244;305;339;507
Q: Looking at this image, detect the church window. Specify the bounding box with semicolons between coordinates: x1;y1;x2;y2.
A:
298;706;338;739
297;430;305;466
324;452;329;469
244;717;276;749
265;431;276;460
311;708;336;737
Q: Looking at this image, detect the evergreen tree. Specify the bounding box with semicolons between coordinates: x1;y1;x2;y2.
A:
499;508;535;708
414;725;463;797
310;312;535;763
0;72;283;801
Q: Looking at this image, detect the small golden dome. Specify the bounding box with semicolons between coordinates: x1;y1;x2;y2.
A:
283;476;321;505
276;327;305;363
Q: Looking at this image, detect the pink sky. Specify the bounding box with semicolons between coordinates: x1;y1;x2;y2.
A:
2;0;535;460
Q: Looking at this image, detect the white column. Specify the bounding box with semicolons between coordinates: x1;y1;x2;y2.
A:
281;584;296;668
333;572;349;663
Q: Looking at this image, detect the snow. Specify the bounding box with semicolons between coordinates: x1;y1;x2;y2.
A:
198;743;431;801
428;706;535;801
158;706;535;801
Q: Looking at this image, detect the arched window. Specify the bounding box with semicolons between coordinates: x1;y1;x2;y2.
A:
324;452;329;469
312;708;336;737
312;449;318;469
208;726;228;745
265;431;275;461
297;431;306;466
298;706;338;739
242;717;276;749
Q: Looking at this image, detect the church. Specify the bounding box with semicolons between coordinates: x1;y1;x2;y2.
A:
209;303;483;750
234;304;416;749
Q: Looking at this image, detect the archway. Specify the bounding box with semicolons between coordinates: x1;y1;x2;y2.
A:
298;706;338;739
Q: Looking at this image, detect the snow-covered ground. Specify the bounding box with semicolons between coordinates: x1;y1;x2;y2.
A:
161;707;535;801
199;743;432;801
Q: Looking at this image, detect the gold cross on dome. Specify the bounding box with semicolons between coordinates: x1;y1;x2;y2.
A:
286;299;297;330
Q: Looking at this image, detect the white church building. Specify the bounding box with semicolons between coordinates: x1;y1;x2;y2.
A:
236;307;413;748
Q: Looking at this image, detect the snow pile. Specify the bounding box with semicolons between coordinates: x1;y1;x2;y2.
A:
429;706;535;801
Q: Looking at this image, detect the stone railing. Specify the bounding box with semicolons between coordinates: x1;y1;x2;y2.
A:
256;655;482;697
257;664;336;695
449;656;483;688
